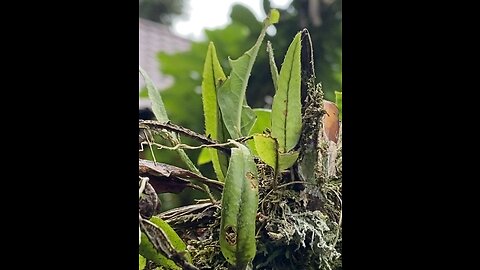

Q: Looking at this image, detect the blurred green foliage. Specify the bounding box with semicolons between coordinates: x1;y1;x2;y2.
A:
139;0;185;25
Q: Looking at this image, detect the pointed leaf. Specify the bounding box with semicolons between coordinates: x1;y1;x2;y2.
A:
220;142;259;268
266;41;279;92
139;67;169;123
271;32;302;153
201;42;228;181
202;42;226;139
218;13;278;139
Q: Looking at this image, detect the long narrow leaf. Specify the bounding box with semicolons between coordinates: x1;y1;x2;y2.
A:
139;67;169;123
218;10;279;139
266;41;279;92
220;141;259;268
271;32;302;153
201;42;229;181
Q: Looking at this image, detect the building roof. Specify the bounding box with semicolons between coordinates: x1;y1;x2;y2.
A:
139;18;191;109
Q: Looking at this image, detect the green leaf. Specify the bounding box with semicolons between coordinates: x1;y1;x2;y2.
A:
253;134;278;170
241;103;257;136
202;42;228;181
268;9;280;24
139;217;191;270
249;109;272;135
139;87;148;98
140;234;181;270
218;15;278;139
220;141;259;268
271;32;302;153
278;151;299;171
335;91;342;120
253;134;298;171
139;255;146;270
266;41;279;92
197;148;212;165
262;0;271;15
247;109;272;156
139;67;169;123
230;4;262;33
151;217;190;261
202;42;226;139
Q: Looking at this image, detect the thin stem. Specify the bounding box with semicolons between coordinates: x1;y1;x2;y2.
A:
140;120;230;153
164;133;218;203
140;119;254;154
147;141;234;152
144;129;157;164
186;183;207;193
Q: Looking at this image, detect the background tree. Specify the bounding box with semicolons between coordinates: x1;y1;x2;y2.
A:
139;0;185;25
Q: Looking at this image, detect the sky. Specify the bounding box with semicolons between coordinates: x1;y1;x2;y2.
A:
172;0;293;41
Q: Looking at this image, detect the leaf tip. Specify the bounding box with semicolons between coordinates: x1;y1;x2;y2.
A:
268;9;280;24
208;41;215;50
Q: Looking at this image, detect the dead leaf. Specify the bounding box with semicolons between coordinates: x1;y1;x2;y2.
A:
323;100;339;143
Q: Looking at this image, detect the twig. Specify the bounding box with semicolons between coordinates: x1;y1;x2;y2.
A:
143;129;157;164
186;183;208;193
140;120;231;154
155;129;218;203
140;120;255;154
143;140;231;152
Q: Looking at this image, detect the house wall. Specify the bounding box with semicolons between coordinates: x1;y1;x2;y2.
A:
139;18;191;110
